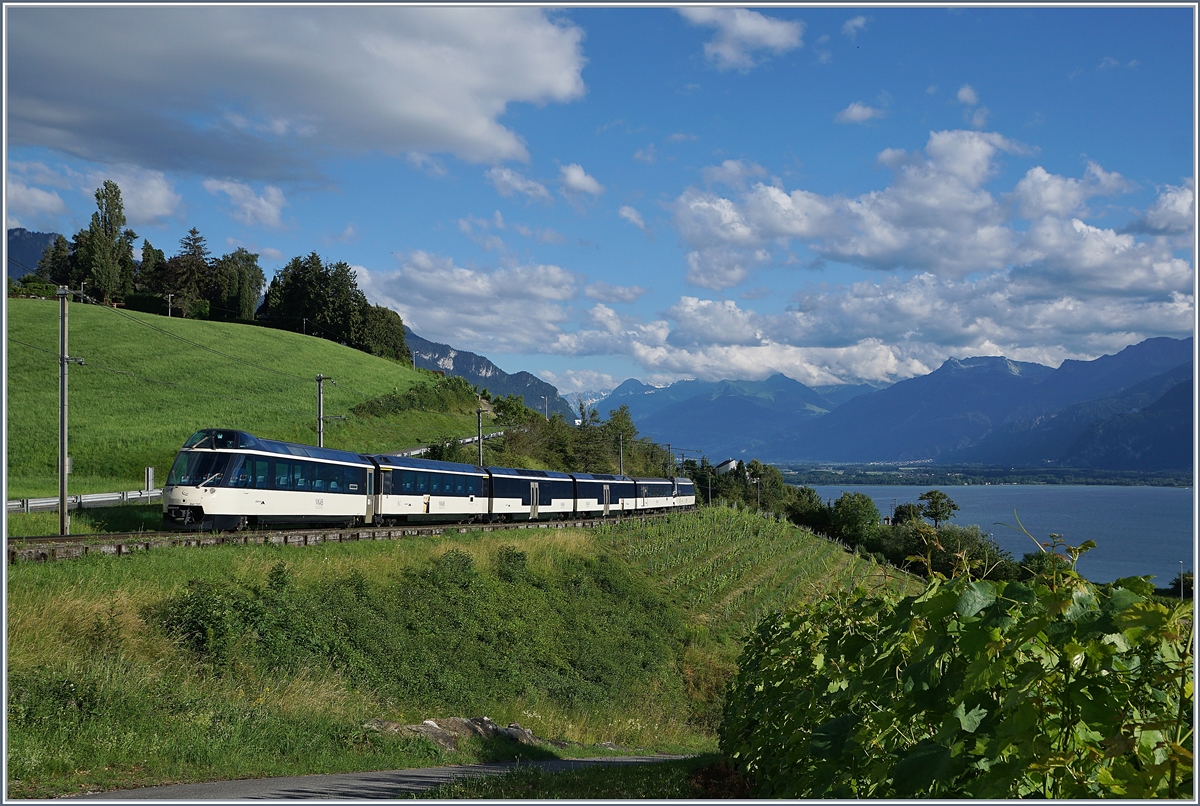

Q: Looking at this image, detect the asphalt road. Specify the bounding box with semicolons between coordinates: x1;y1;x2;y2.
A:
71;755;692;800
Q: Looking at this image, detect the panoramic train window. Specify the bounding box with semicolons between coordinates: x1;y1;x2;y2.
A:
399;470;415;494
415;472;429;495
167;452;229;487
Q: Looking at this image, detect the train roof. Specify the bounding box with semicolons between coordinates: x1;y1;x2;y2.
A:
572;473;633;482
373;456;486;474
486;466;572;480
181;429;372;465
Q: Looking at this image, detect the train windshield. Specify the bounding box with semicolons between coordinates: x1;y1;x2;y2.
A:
166;452;230;487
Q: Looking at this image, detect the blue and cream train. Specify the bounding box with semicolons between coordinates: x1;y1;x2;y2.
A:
163;429;696;531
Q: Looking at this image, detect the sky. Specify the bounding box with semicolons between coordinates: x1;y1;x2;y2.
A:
5;5;1196;395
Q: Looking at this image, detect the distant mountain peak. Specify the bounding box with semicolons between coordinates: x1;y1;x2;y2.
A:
402;326;573;418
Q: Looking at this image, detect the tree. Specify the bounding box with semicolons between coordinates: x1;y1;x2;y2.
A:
892;502;922;525
35;234;72;286
358;304;412;363
85;180;137;303
602;405;638;470
831;492;881;544
918;489;959;528
137;239;167;293
210;248;265;320
164;227;212;314
259;253;363;341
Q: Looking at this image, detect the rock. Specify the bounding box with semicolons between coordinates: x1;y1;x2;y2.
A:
363;715;587;752
502;722;537;745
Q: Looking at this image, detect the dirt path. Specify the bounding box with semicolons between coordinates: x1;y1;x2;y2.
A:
68;755;692;800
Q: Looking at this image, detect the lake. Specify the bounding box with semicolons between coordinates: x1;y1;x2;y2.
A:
808;484;1196;585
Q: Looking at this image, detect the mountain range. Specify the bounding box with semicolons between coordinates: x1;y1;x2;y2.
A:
403;326;575;419
7;228;57;280
591;336;1193;471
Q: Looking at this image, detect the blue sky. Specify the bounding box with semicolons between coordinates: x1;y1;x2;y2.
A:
6;5;1195;394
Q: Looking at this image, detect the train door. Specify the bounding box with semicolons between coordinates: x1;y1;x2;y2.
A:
529;481;539;520
366;469;376;523
603;484;610;516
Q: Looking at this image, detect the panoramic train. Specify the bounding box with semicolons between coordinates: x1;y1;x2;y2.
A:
163;429;696;531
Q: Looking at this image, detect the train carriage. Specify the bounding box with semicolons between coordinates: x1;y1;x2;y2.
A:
571;473;636;516
633;477;676;512
672;477;697;507
372;455;489;523
164;430;696;531
487;466;574;520
163;429;373;530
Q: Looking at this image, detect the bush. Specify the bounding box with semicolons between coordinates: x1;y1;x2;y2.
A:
351;376;478;418
123;292;168;315
720;538;1194;798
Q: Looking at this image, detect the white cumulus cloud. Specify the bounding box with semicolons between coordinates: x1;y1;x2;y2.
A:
1011;161;1127;219
835;101;885;124
559;163;604;197
486;167;550;201
841;15;870;40
356;251;581;353
203;179;286;228
8;7;586;180
679;7;803;71
618;205;648;232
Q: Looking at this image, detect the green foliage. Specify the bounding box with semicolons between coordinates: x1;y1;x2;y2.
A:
831;491;880;543
35;233;73;286
352;375;479;419
785;485;832;534
720;537;1194;798
688;459;798;514
257;251;410;365
140;550;687;715
919;488;960;527
788;488;1018;581
209;247;266;321
8;274;60;299
86;180;138;303
7;508;908;796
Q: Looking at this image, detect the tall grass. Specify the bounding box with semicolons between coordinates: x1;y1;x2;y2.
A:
7;299;482;498
7;508;903;797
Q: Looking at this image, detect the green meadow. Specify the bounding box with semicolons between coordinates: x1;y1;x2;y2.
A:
6;505;920;797
7;298;484;499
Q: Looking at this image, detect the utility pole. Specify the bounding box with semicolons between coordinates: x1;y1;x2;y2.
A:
317;374;326;447
58;287;83;536
167;292;173;317
541;395;549;420
619;432;624;476
477;406;484;466
303;317;307;336
667;443;672;476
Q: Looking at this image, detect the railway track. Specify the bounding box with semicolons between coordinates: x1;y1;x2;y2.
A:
6;511;685;564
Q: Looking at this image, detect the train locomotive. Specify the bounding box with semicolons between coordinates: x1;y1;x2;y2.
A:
163;429;696;531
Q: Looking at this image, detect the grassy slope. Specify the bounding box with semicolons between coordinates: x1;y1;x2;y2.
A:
6;506;922;797
7;299;482;499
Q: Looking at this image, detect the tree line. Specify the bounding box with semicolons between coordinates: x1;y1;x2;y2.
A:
32;180;410;365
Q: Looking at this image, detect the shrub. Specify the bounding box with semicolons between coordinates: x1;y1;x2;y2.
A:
720;537;1194;798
